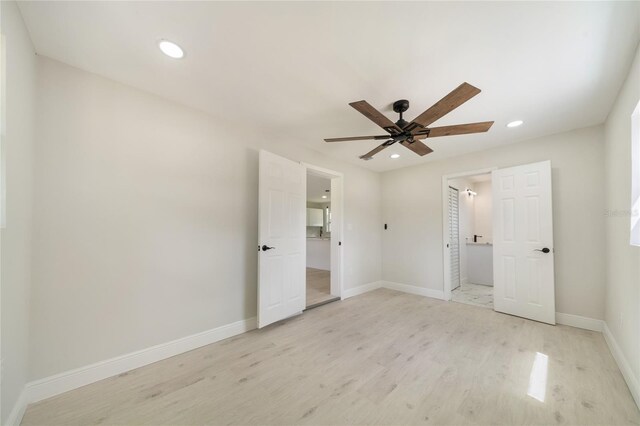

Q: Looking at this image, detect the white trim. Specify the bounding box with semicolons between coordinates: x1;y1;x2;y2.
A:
5;389;28;426
382;281;446;300
300;162;343;179
555;312;604;332
441;167;497;301
442;167;497;181
15;296;636;421
342;281;382;299
341;281;447;301
631;99;640;247
603;322;640;409
344;282;606;333
25;317;256;404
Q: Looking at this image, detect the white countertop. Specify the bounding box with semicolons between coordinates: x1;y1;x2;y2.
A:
307;237;331;241
466;242;493;246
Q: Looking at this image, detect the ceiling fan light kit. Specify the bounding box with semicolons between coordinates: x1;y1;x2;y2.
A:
324;82;495;160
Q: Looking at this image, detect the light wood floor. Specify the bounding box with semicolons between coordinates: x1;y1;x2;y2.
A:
22;289;640;425
306;267;334;307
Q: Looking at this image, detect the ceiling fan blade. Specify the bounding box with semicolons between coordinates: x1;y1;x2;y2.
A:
324;135;390;142
349;101;403;135
359;140;394;160
405;83;481;133
415;121;494;139
400;139;433;156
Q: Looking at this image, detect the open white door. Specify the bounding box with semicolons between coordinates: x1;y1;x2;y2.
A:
258;150;306;328
492;160;556;324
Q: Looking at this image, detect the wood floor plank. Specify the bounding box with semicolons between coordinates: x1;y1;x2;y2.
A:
21;289;640;425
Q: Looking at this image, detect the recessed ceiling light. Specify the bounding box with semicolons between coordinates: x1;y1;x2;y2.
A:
158;40;184;59
390;153;400;159
321;195;328;199
506;120;523;128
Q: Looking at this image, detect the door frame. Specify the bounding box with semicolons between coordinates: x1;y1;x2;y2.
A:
301;162;344;299
441;167;496;301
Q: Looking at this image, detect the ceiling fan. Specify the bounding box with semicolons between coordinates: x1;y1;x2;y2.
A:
324;82;494;160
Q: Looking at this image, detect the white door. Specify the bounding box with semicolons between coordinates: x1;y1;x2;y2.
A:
448;186;461;290
492;160;556;324
258;150;306;328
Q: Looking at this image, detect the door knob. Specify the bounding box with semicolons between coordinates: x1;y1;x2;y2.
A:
534;247;551;253
261;245;275;251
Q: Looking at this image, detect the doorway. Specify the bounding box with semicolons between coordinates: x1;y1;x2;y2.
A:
304;163;343;309
442;161;556;325
446;172;494;309
257;152;345;328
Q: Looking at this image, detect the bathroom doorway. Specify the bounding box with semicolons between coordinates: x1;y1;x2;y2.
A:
443;169;494;308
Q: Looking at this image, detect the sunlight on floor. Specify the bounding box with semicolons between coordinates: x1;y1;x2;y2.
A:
527;352;549;402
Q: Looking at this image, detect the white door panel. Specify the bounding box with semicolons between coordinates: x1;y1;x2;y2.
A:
258;150;306;328
492;161;555;324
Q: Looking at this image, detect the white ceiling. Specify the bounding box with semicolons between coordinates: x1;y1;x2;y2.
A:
307;173;331;204
17;1;640;172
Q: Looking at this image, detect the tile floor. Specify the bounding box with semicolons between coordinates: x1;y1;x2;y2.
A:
451;282;494;309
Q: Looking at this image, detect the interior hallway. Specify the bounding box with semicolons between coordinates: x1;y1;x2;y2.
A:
21;289;640;425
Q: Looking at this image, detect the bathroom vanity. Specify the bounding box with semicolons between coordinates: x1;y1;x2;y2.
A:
466;242;493;286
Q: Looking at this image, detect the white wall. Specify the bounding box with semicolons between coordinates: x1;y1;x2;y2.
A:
382;125;606;319
0;2;36;423
473;180;493;243
604;42;640;404
29;57;382;380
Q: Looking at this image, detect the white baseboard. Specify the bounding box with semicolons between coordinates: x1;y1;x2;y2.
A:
19;290;634;421
382;281;446;300
5;388;28;426
341;280;446;301
342;281;382;299
603;322;640;409
344;282;604;333
25;317;256;405
555;312;604;332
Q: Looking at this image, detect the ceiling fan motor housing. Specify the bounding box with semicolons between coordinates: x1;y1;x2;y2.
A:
393;99;410;128
392;99;410;113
